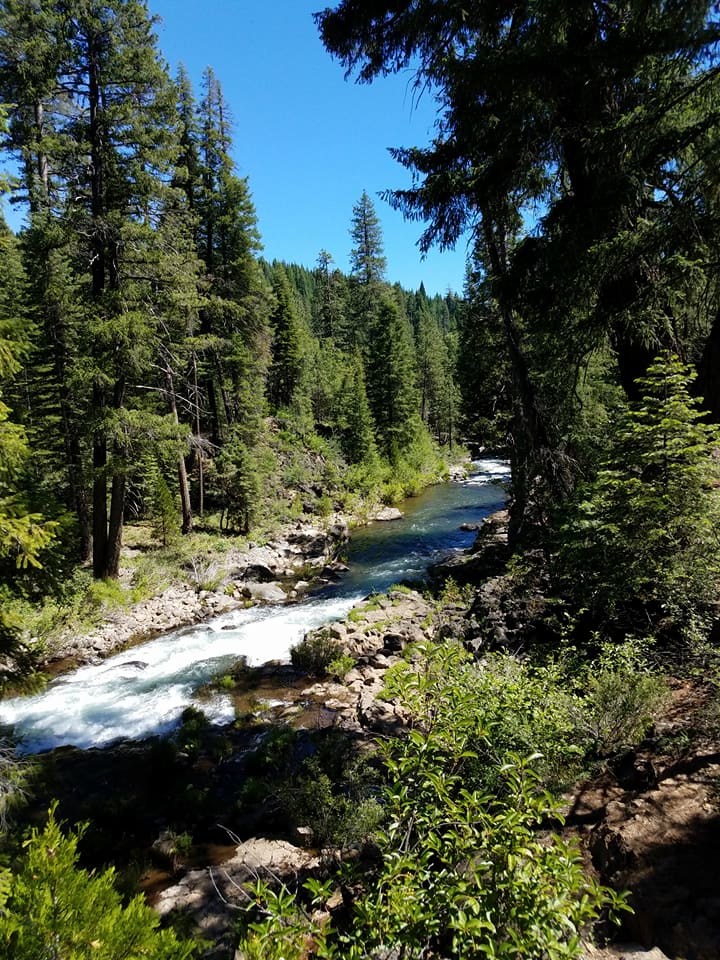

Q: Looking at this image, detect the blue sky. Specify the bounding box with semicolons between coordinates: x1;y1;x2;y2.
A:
148;0;470;296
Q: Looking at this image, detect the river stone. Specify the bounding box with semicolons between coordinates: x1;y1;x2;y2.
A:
241;581;286;603
241;563;277;583
374;506;403;521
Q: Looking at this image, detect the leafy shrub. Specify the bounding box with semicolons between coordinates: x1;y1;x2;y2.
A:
573;639;667;756
235;644;628;960
382;641;582;789
283;756;382;849
175;706;211;759
327;652;355;680
290;630;344;676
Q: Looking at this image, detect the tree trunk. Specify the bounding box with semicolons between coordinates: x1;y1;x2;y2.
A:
166;370;193;534
107;472;125;578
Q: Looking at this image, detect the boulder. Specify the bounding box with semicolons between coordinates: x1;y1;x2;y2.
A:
241;581;286;603
241;563;277;583
374;506;403;521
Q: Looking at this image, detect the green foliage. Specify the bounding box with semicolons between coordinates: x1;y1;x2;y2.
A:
571;639;667;757
340;753;624;960
327;652;354;680
557;355;720;637
382;641;583;789
234;879;332;960
151;471;180;547
290;629;345;677
216;429;261;535
283;754;383;849
176;706;211;760
236;641;627;960
366;298;421;460
0;806;196;959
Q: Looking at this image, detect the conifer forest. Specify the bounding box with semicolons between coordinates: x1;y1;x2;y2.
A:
1;3;720;960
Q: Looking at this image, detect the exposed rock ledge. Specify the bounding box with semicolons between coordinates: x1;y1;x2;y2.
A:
47;519;349;669
154;837;320;955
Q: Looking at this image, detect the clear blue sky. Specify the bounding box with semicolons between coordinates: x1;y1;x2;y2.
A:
148;0;470;296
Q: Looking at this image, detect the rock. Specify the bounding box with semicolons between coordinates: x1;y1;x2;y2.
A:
155;837;320;950
242;563;277;583
241;581;286;603
581;946;671;960
459;522;483;531
589;823;636;877
374;506;403;521
382;632;404;652
151;831;181;871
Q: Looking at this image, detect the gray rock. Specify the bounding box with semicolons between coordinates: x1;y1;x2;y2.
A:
241;581;286;603
374;506;403;521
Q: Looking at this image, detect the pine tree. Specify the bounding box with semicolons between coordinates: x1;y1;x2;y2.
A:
0;221;55;569
313;249;347;340
348;190;387;349
558;354;720;634
349;190;386;285
340;351;377;464
195;67;271;448
267;265;306;411
366;297;419;459
0;0;186;578
0;806;196;959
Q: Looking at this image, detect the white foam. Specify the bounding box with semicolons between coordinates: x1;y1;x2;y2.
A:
463;458;511;484
0;592;362;753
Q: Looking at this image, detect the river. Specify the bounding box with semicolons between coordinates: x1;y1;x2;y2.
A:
0;459;509;754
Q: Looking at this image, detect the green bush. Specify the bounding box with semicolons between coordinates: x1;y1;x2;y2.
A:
283;756;382;849
573;639;667;756
290;630;344;676
0;807;196;959
235;642;628;960
381;641;583;789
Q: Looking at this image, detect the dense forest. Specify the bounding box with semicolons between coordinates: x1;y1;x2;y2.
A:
1;1;720;959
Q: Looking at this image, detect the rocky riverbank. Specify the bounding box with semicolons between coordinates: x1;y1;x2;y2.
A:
46;518;352;669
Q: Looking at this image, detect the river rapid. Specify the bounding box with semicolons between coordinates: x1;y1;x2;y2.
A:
0;459;509;754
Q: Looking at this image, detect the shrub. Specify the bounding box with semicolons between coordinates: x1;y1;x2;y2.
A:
236;650;628;960
573;639;667;756
0;806;197;959
283;756;382;849
290;630;344;676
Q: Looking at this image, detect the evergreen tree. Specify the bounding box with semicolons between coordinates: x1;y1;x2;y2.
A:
0;0;186;578
195;67;271;447
558;355;720;636
348;190;387;349
366;298;419;459
340;351;377;464
349;190;386;285
0;807;196;959
313;249;347;340
0;222;55;569
267;264;306;411
317;0;720;531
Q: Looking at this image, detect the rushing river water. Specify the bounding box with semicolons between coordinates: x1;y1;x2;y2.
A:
0;459;509;754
